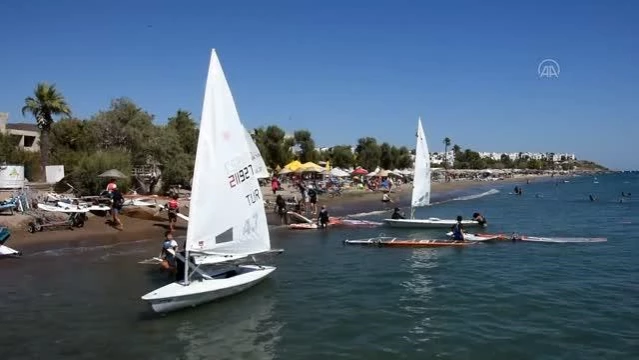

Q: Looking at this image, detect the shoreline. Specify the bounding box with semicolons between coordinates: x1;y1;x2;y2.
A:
4;174;561;254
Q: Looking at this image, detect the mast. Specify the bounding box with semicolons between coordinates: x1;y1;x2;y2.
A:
183;249;190;285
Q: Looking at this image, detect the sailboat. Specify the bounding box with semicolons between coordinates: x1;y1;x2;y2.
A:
382;117;483;229
141;49;283;313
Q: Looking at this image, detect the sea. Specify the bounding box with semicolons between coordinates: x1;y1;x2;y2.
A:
1;173;637;360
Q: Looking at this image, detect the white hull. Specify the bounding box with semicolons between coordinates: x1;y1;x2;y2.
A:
0;245;21;257
141;265;275;313
445;231;500;241
384;218;483;229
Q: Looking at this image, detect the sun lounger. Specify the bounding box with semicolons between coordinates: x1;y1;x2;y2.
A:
0;200;17;215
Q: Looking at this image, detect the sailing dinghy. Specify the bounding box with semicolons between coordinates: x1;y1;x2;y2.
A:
383;118;482;229
141;50;283;313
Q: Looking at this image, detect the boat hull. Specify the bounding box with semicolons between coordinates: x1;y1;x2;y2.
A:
344;237;473;248
141;265;275;313
0;245;21;257
384;218;483;229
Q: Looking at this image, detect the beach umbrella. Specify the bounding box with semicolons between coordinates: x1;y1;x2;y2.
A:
377;169;390;177
98;169;128;179
352;167;368;175
279;168;293;175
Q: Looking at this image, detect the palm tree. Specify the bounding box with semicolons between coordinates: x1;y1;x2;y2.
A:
21;83;71;179
442;137;451;169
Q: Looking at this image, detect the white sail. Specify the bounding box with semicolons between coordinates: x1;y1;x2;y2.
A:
188;49;270;257
411;117;431;208
245;129;270;179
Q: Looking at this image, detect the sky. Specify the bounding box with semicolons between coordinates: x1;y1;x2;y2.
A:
1;0;637;170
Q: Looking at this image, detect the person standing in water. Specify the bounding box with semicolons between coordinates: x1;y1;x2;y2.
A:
275;194;288;225
472;212;487;227
381;191;394;209
160;231;179;273
317;205;330;229
391;207;405;219
450;215;465;241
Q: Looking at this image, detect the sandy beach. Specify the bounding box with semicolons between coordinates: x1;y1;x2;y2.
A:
1;174;554;254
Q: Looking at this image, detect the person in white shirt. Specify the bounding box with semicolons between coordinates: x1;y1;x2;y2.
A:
160;231;179;271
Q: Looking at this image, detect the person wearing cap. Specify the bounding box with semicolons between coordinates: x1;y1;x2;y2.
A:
450;215;465;241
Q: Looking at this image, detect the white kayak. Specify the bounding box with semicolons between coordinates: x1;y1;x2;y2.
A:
445;232;501;241
445;232;608;244
517;236;607;243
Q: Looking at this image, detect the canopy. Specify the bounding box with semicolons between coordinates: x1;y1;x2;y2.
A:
279;168;294;175
376;169;390;177
98;169;128;179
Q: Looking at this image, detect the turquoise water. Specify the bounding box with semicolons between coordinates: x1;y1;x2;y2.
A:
1;174;638;359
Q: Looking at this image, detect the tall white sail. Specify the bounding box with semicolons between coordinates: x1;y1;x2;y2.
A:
411;117;431;209
245;129;270;179
188;49;270;256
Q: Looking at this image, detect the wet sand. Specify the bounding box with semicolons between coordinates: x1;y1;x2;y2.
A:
4;175;550;254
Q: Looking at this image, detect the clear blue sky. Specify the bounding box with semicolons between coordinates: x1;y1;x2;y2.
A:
1;0;637;169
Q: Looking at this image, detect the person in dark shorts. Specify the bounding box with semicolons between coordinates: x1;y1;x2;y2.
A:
307;187;318;214
275;195;288;225
317;205;330;228
166;195;180;231
111;188;124;230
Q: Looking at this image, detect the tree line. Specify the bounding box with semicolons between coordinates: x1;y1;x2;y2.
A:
0;83;599;195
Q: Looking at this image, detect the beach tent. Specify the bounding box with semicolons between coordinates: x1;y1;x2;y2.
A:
329;168;349;177
283;160;302;172
298;162;324;173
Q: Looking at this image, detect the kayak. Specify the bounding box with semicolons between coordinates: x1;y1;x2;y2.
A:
445;232;502;242
344;236;475;247
333;219;383;227
445;232;607;243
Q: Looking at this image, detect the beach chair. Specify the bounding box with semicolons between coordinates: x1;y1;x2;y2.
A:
0;198;17;215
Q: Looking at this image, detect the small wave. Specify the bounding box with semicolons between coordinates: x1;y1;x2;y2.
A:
448;188;500;202
347;209;390;218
